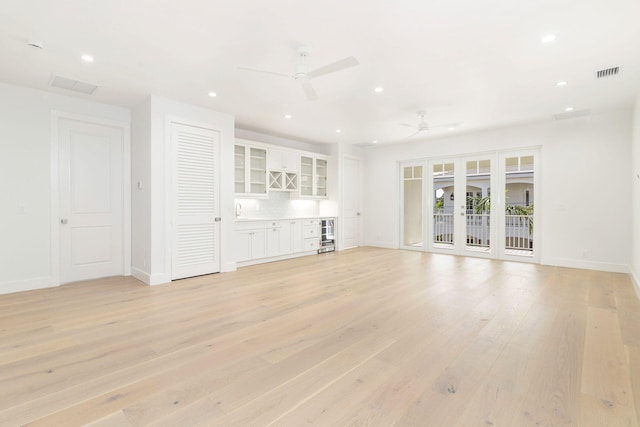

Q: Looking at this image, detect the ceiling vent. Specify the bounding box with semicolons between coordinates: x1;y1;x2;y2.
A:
596;66;620;79
553;109;591;121
50;75;98;95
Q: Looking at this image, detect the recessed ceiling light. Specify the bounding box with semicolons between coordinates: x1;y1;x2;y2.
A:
81;54;94;62
208;91;217;97
336;129;342;134
284;114;292;119
374;87;384;93
556;80;568;87
541;34;557;44
565;106;574;112
372;140;378;144
448;127;456;131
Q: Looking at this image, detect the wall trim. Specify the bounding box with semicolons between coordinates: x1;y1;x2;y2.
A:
0;276;58;296
541;257;628;273
364;240;399;249
629;268;640;299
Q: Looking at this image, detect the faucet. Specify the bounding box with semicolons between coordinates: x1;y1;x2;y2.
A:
235;202;242;218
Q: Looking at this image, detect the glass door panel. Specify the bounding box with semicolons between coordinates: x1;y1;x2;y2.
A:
432;162;455;249
503;154;535;258
465;158;492;255
401;164;423;249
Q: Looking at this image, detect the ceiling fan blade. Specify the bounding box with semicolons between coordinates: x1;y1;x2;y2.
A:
429;122;461;129
307;56;359;79
238;66;290;78
301;82;319;101
399;123;416;128
402;131;421;140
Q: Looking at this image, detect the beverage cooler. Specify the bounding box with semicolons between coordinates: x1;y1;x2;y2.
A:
318;218;336;253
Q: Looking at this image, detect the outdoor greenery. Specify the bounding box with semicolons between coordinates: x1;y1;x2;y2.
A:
468;194;534;233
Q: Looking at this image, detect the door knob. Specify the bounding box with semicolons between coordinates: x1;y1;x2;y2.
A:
357;212;361;216
60;218;68;224
214;217;221;222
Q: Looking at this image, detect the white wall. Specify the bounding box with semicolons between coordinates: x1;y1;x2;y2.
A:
631;94;640;294
0;82;130;294
364;110;632;272
131;96;235;285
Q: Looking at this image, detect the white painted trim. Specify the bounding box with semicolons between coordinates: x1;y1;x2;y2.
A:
236;250;320;268
629;268;640;299
364;240;399;249
0;276;57;295
50;111;131;284
541;257;628;273
132;267;172;286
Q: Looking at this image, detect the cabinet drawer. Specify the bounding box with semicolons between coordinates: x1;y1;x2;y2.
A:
303;226;319;238
266;220;282;228
303;237;319;251
303;218;319;226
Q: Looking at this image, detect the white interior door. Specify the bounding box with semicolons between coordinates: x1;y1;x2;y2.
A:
342;157;361;249
171;123;220;280
59;118;124;283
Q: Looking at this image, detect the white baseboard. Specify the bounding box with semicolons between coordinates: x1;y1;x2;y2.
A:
131;268;170;286
541;257;628;273
236;250;318;268
363;240;399;249
629;268;640;299
221;261;237;273
0;276;58;295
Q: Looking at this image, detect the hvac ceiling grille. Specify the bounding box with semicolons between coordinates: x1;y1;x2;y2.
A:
596;67;620;79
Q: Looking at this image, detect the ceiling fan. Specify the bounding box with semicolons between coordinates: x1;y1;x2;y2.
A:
400;111;460;139
238;46;359;101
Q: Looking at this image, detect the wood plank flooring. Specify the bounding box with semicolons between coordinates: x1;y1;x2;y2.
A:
1;247;640;426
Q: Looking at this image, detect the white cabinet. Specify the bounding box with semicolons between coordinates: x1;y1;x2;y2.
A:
236;218;318;265
235;221;267;262
235;141;267;196
268;149;299;172
303;218;320;250
268;149;299;192
300;156;328;198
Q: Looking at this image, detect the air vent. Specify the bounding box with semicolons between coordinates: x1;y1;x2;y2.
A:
596;66;620;79
553;109;590;121
50;75;98;95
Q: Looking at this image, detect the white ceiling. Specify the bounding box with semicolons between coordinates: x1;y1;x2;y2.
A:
1;0;639;145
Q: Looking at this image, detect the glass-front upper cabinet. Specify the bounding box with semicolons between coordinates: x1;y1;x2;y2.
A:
299;155;328;198
315;158;327;197
300;156;314;196
234;141;267;196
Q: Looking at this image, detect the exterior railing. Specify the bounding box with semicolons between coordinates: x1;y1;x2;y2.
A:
433;212;532;251
505;214;533;251
433;212;453;244
466;213;490;248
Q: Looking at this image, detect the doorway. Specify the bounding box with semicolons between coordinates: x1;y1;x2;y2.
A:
401;149;539;262
57;116;126;284
342;156;361;249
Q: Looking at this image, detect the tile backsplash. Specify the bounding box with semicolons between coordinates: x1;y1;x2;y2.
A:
235;192;319;219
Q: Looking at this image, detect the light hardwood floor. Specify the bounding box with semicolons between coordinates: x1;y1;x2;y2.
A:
1;247;640;426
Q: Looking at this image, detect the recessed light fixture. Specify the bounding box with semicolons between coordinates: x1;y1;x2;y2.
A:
336;129;342;134
81;54;94;62
448;127;456;131
565;106;574;112
541;34;557;44
372;140;378;144
374;87;384;93
556;80;568;87
208;91;217;97
284;114;292;119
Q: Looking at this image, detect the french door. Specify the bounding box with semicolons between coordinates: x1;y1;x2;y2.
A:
401;149;539;262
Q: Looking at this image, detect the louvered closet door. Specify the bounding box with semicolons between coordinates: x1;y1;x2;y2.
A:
171;123;220;280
